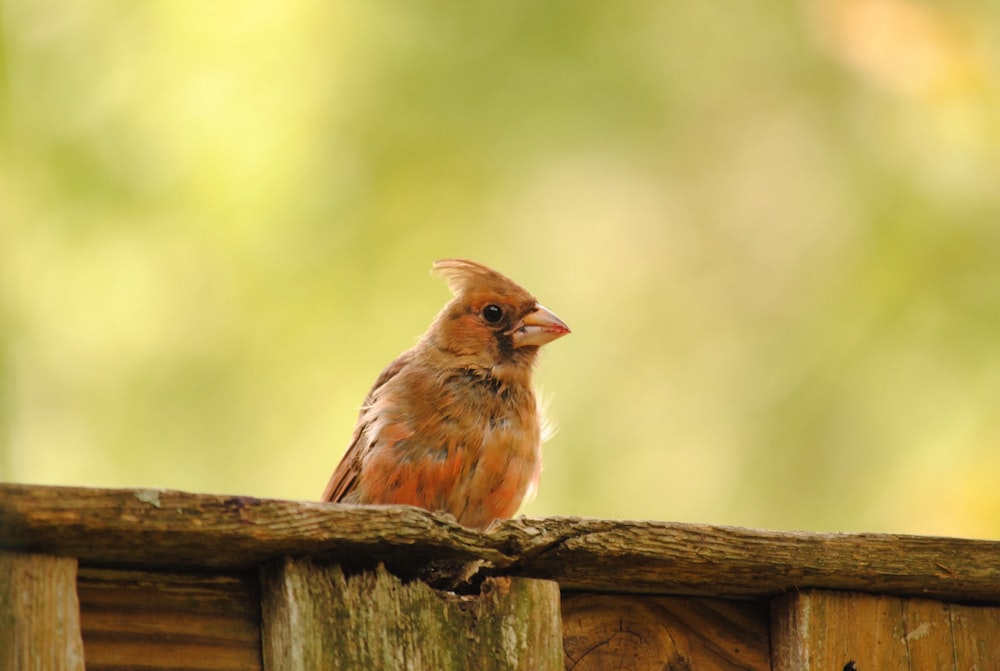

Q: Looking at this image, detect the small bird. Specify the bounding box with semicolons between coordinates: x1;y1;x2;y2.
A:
322;259;570;529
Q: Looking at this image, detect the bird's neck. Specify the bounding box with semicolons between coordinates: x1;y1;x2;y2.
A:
416;337;538;391
456;359;536;395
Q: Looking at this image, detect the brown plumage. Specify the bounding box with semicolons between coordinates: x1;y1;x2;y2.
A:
322;259;570;529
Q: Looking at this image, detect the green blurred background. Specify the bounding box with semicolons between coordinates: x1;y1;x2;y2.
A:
2;1;999;538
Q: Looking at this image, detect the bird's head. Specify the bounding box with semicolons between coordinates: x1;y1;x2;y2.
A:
424;259;570;380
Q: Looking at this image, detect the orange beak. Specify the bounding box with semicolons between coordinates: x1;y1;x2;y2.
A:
510;304;571;348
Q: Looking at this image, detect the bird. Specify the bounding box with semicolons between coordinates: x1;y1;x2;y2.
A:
322;259;570;529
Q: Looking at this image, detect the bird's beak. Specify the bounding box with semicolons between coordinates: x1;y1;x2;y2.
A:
510;304;571;348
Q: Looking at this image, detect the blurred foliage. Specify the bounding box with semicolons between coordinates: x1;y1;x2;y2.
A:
2;0;999;537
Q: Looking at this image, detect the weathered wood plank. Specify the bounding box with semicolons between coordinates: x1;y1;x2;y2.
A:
77;568;261;671
562;593;769;670
0;551;85;671
0;483;506;570
3;484;1000;602
499;518;1000;604
949;601;1000;664
260;559;561;670
771;589;1000;670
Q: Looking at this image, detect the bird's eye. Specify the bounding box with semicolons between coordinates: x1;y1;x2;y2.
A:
482;304;504;324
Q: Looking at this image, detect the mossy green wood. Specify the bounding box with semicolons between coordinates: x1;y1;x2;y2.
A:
261;558;561;671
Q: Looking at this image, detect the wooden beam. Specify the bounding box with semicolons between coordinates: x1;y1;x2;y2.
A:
3;484;1000;603
0;483;506;569
771;590;1000;669
260;559;561;670
0;551;85;671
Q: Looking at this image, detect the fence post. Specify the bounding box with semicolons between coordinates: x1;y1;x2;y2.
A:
0;551;85;671
260;558;562;671
771;589;1000;669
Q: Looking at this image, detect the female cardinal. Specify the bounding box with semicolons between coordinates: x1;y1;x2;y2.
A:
322;259;570;529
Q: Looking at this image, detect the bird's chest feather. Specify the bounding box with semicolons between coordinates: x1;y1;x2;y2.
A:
360;368;541;527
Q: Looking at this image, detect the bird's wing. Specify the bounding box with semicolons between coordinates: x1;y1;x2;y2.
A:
321;351;414;503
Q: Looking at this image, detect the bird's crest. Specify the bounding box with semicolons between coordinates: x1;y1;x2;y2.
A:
432;259;532;301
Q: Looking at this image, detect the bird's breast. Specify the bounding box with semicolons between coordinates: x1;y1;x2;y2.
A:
357;367;542;528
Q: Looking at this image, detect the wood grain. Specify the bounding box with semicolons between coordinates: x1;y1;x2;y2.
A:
498;516;1000;603
260;559;562;670
3;484;1000;602
0;483;506;570
77;568;262;671
562;593;770;671
771;589;1000;670
0;551;85;671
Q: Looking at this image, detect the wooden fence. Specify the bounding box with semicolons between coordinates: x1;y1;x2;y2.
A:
1;483;999;669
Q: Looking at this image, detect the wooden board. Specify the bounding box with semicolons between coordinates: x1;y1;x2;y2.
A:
260;559;562;671
77;568;262;671
562;593;770;671
771;589;1000;670
0;551;85;671
3;484;1000;603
